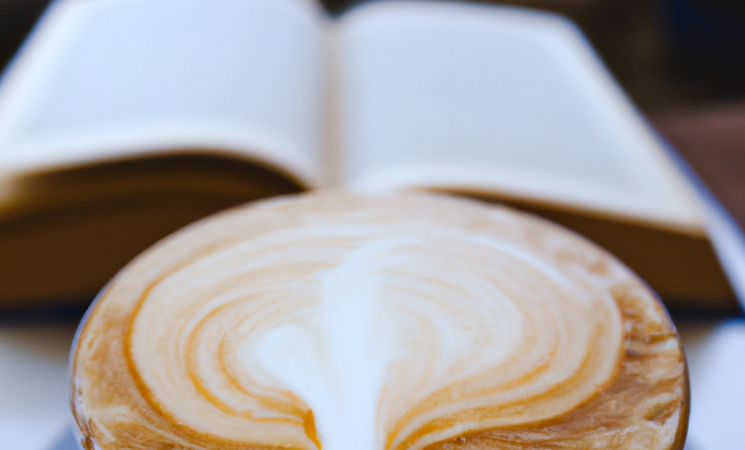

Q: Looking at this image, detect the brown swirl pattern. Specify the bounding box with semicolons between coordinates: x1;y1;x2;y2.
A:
71;192;687;450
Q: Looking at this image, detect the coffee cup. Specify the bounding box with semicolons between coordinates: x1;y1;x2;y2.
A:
70;192;688;450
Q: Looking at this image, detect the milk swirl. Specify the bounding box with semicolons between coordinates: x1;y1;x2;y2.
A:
71;193;687;450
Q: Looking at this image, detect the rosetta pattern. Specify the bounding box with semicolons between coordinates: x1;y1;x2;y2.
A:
71;194;686;450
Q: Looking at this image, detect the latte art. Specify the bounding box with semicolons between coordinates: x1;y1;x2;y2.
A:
71;193;688;450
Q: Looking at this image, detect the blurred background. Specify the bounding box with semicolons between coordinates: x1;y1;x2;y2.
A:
0;1;743;449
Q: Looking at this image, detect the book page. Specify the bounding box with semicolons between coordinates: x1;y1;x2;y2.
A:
336;1;705;234
0;0;329;306
0;0;327;186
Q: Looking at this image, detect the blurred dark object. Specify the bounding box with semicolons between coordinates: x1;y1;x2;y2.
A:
324;0;354;14
660;0;745;101
0;0;49;71
0;301;87;325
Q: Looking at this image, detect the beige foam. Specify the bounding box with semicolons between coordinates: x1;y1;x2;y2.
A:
71;192;688;450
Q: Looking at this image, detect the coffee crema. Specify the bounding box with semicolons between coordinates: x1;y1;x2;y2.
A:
71;193;688;450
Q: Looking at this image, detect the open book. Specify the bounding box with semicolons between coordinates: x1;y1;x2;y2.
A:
0;0;739;312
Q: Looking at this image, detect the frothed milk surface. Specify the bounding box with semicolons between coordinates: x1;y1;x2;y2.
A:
71;193;688;450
